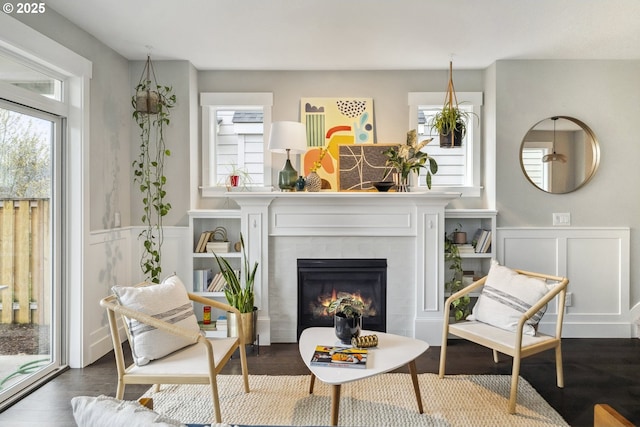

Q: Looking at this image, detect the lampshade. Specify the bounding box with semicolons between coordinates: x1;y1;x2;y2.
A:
268;121;308;154
269;121;308;191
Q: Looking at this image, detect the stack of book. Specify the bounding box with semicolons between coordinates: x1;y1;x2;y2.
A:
474;229;492;253
456;244;475;254
207;270;239;292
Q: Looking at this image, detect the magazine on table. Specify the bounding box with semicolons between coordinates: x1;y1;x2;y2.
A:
310;345;368;369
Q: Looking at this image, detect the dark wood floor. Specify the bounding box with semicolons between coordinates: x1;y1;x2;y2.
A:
0;338;638;426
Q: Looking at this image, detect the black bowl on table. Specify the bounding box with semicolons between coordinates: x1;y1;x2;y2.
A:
372;181;395;192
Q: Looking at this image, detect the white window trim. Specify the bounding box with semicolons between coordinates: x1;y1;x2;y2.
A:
200;92;273;197
0;13;92;369
408;92;483;197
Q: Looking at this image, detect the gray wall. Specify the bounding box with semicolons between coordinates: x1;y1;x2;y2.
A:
495;60;640;306
13;10;132;232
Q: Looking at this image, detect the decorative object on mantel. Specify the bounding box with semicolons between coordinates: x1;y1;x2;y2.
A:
305;146;328;192
327;295;364;344
372;181;394;192
212;233;259;344
268;121;308;191
382;129;437;191
131;53;176;283
429;61;478;148
295;175;306;191
224;163;251;190
338;144;394;191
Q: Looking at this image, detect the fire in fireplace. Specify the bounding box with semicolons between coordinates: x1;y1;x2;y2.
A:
297;258;387;339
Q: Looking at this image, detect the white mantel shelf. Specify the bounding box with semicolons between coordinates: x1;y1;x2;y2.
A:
226;190;461;345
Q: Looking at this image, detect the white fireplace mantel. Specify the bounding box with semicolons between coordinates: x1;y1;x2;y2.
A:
226;191;460;345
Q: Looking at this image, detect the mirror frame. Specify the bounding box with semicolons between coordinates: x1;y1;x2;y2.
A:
519;116;600;194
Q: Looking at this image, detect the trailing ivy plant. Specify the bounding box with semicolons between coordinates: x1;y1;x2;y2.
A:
131;76;176;283
444;232;472;321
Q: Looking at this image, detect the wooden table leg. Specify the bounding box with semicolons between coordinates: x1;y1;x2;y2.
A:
309;373;316;394
330;384;341;426
408;359;424;414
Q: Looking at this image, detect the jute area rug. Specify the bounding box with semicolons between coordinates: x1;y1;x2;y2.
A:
142;373;569;426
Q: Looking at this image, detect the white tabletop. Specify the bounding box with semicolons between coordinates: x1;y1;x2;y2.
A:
299;327;429;385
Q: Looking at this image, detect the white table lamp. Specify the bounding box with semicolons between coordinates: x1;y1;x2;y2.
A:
268;121;308;191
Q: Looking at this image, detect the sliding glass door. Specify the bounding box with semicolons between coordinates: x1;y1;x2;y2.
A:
0;100;62;407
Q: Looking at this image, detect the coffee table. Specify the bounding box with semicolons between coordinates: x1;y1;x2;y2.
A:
299;327;429;426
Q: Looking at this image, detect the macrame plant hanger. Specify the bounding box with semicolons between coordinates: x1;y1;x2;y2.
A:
135;54;160;114
443;60;459;148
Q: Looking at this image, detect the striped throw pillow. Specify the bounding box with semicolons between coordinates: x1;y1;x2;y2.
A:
113;275;199;366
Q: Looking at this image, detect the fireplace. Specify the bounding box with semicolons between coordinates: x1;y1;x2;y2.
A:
297;258;387;339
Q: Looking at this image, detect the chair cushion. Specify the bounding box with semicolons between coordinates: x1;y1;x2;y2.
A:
467;261;550;336
112;274;200;366
71;395;186;427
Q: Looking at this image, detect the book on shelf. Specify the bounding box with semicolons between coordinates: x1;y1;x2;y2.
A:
206;270;239;292
309;345;368;369
193;269;213;292
195;231;212;253
456;244;475;254
474;229;492;253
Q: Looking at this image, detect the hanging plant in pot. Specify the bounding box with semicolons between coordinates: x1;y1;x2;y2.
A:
326;295;365;344
429;61;478;148
131;55;177;283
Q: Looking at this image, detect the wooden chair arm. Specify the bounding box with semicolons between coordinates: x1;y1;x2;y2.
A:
100;297;203;343
517;276;569;332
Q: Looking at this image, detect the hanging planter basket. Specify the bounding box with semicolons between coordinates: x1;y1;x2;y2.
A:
135;89;160;114
133;55;167;115
430;61;471;149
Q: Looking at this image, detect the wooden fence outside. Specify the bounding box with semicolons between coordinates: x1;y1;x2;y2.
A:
0;199;50;325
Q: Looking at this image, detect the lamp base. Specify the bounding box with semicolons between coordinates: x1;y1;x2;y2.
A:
278;159;298;191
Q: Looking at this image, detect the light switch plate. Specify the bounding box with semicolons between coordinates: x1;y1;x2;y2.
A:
553;212;571;226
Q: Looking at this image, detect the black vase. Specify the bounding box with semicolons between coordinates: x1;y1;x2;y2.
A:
334;314;362;345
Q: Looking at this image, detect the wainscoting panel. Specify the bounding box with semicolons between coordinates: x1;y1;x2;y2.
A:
497;227;631;338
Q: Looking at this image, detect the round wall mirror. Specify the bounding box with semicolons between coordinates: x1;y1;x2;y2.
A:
520;116;600;194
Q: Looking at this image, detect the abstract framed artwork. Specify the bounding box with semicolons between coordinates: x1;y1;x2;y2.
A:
301;98;375;191
337;143;396;191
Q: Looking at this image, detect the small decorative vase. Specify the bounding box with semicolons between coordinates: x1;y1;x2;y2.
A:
305;171;321;192
334;314;362;345
392;172;409;192
295;176;306;191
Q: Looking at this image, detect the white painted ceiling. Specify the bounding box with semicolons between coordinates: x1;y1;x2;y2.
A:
45;0;640;71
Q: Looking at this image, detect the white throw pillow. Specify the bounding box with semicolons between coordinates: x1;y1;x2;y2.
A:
112;274;200;366
71;395;186;427
468;260;550;335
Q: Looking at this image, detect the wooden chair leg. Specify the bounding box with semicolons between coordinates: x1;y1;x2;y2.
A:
210;375;222;424
508;356;521;414
555;344;564;388
493;349;499;363
438;337;448;378
154;384;161;392
238;343;250;393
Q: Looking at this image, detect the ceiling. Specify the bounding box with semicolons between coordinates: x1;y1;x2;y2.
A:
45;0;640;71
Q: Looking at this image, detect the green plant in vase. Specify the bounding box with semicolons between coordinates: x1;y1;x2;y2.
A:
327;295;365;344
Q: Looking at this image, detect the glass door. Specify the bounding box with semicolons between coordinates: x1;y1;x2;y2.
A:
0;100;62;406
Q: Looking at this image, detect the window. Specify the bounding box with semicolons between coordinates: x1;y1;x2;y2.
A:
408;92;482;196
200;93;273;196
521;147;550;189
0;50;63;100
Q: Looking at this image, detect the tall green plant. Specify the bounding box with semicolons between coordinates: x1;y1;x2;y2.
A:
131;75;176;283
213;234;258;313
